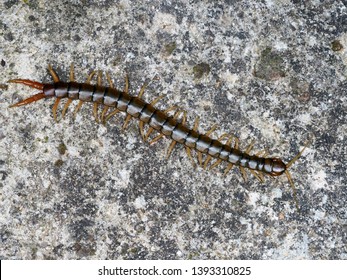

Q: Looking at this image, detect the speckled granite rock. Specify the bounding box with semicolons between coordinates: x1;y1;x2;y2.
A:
0;0;346;259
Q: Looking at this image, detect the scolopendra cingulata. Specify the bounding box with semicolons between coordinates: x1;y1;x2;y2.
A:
7;64;309;210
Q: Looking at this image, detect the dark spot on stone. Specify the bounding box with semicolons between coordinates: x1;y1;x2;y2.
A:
164;42;176;56
54;159;64;167
0;229;11;242
254;47;286;81
4;0;17;9
53;244;64;257
4;32;14;41
193;63;211;79
1;59;5;67
331;40;343;51
57;142;67;155
0;171;8;180
73;34;81;41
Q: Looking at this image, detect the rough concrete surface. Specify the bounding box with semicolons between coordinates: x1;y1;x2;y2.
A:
0;0;346;259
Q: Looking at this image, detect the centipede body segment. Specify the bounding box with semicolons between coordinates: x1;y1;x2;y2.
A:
8;64;308;209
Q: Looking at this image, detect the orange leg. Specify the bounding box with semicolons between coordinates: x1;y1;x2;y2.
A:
61;99;73;118
52;98;62;122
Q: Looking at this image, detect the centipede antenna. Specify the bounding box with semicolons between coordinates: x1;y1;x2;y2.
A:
284;140;310;211
286;141;310;169
285;170;299;211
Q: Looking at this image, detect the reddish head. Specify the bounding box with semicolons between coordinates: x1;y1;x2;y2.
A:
263;158;286;176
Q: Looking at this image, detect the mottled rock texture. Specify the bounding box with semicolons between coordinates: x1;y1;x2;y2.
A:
0;0;346;259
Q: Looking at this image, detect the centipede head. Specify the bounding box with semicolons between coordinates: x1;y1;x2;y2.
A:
8;79;45;108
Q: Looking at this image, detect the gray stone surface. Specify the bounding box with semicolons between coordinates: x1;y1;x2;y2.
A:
0;0;346;259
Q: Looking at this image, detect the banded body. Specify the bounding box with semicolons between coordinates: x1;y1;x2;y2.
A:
8;64;308;209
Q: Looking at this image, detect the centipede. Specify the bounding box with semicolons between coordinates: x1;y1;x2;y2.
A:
7;64;308;210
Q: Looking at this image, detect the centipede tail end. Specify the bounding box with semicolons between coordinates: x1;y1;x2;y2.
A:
8;79;46;108
9;92;46;108
8;79;44;90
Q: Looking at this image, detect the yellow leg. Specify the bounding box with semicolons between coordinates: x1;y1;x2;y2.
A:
48;64;60;82
101;106;109;124
97;70;102;86
145;127;154;141
139;121;146;141
86;71;96;83
285;170;300;211
205;124;218;137
255;149;269;157
122;114;132;130
224;163;234;176
245;140;256;154
52;97;61;122
234;137;239;149
149;133;165;145
150;95;165;106
106;72;114;88
74;100;84;118
138;82;147;99
203;155;212;169
93;103;99;123
105;109;120;123
209;159;222;170
185;147;196;168
124;74;129;94
62;99;73;118
250;169;264;182
166;140;177;159
69;63;75;81
240;166;247;181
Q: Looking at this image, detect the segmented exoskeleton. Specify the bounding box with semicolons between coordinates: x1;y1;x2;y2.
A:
8;64;308;209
